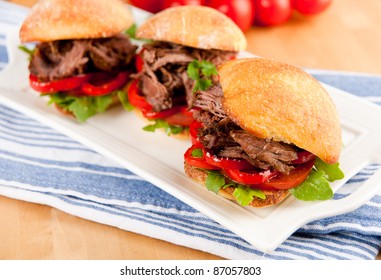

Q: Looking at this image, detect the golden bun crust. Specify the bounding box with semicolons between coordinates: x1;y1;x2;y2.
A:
20;0;134;42
136;6;246;52
219;58;342;164
184;163;289;207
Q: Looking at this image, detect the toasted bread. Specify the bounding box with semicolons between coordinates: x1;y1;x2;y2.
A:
136;5;246;52
219;58;342;164
20;0;134;42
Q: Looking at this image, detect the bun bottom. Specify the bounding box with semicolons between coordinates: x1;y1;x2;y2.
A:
184;163;289;207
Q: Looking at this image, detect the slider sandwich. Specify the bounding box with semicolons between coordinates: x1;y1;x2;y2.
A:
129;5;247;137
19;0;138;122
184;58;344;207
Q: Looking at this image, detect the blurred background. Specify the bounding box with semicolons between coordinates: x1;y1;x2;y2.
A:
9;0;381;75
123;0;381;74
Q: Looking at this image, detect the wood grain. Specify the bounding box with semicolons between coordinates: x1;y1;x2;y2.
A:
2;0;381;260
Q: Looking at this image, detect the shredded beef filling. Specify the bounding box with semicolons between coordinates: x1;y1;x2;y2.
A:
132;41;236;112
193;84;298;174
29;34;137;82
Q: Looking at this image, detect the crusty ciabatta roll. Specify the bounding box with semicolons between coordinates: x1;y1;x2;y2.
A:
136;5;247;52
129;5;247;137
219;58;342;164
184;57;343;208
20;0;134;42
19;0;137;122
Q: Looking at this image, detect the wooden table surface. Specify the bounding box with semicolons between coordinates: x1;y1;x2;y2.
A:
2;0;381;260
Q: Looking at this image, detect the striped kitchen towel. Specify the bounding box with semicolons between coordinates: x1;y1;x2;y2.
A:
0;1;381;259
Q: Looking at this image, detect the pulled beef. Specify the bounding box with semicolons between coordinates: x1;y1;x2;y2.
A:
150;53;193;71
87;35;137;72
194;110;239;150
29;34;137;81
30;41;88;82
230;131;297;174
193;85;298;174
193;85;226;118
140;72;171;111
133;41;236;112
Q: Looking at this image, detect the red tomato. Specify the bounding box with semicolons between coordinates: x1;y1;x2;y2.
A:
184;145;220;170
29;72;129;96
189;120;202;144
29;74;91;93
293;0;332;15
127;80;153;112
128;80;194;127
135;54;144;73
253;0;292;26
223;169;278;185
207;0;254;32
143;106;182;120
204;150;255;170
164;107;194;126
260;158;315;189
80;71;130;96
129;0;162;13
144;106;194;126
162;0;205;9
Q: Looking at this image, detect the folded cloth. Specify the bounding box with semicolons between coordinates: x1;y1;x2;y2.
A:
1;2;381;260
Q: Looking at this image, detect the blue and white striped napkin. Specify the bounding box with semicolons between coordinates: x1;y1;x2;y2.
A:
1;1;381;260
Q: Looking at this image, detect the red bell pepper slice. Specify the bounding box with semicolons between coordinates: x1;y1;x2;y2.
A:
127;79;153;112
29;74;91;93
204;149;255;170
184;145;220;170
128;79;194;126
189;120;202;145
135;53;144;73
259;159;315;190
223;168;279;185
80;71;130;96
161;106;194;127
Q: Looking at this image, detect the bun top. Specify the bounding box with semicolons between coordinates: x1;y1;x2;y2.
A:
136;6;247;52
219;58;342;164
19;0;134;43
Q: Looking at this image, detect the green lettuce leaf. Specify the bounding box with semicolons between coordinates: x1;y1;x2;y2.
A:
205;171;265;206
117;90;134;111
191;148;203;158
233;185;266;206
314;157;345;182
47;92;114;122
289;157;344;201
143;119;185;135
289;170;334;201
205;171;226;194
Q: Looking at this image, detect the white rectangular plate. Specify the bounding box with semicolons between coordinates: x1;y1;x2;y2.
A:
1;7;381;253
